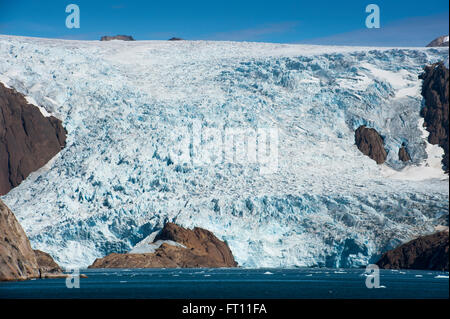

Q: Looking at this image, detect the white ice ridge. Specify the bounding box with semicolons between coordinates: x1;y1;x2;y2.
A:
0;35;448;268
128;230;186;254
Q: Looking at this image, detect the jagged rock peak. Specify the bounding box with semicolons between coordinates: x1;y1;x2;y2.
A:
426;35;449;47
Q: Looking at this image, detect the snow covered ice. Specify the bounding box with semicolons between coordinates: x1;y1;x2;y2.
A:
0;35;448;268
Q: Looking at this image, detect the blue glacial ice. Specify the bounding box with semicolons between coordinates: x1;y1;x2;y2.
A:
0;36;448;268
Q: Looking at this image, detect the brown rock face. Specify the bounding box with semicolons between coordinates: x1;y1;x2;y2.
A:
419;62;449;172
0;82;67;195
0;199;40;281
34;249;63;275
398;144;411;162
154;223;237;266
100;35;134;41
89;223;238;268
376;231;449;271
355;125;387;164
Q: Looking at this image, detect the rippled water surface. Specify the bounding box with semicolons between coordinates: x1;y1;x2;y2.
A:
0;268;448;299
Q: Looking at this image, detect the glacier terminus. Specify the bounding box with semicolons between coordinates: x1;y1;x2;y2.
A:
0;35;448;268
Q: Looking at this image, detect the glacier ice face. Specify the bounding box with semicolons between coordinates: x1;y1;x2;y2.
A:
0;36;448;268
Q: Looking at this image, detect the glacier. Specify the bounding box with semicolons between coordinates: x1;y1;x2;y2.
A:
0;35;448;268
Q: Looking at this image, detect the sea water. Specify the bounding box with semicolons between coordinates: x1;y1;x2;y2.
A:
0;268;448;299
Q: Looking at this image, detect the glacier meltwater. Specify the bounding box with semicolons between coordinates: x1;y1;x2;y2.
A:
0;35;448;268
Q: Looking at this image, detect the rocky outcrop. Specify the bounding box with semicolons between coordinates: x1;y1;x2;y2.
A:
0;82;67;195
0;199;64;281
376;231;449;271
100;35;135;41
419;62;449;172
89;223;238;268
34;249;63;276
426;35;449;47
398;144;411;162
355;125;387;164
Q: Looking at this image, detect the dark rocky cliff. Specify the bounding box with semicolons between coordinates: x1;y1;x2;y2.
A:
426;35;449;47
376;231;449;271
0;82;66;195
419;62;449;172
0;199;64;281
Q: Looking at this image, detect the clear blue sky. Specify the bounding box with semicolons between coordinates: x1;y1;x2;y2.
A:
0;0;448;46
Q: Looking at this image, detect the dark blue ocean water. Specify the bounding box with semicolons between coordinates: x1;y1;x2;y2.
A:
0;268;448;299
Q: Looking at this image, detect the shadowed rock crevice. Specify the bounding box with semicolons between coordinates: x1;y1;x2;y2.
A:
355;125;387;164
89;223;238;268
0;82;67;195
419;62;449;172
